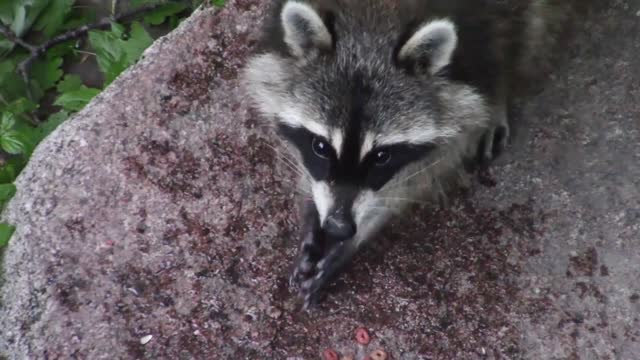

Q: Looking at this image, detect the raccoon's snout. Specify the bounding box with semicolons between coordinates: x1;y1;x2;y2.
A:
323;211;356;242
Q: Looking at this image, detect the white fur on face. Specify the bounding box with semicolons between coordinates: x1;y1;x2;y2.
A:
360;132;376;160
331;129;344;158
352;189;375;225
398;19;458;74
376;124;459;146
280;107;330;139
351;189;392;248
312;181;333;223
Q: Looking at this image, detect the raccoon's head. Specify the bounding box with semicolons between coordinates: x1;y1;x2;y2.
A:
243;1;490;242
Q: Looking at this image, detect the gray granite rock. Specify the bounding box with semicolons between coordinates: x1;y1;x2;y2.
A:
1;1;638;359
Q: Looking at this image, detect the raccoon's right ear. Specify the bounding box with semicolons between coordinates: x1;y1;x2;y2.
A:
397;19;457;75
280;1;333;58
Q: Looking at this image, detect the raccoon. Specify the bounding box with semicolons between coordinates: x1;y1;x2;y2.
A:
242;0;573;308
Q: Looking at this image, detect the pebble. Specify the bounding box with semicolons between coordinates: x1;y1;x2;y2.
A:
369;349;388;360
140;335;153;345
322;349;339;360
355;327;371;345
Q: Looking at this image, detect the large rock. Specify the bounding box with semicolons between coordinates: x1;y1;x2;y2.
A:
1;1;639;358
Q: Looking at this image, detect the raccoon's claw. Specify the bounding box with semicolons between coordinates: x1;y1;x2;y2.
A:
289;223;324;291
300;264;331;310
289;254;315;290
479;122;510;163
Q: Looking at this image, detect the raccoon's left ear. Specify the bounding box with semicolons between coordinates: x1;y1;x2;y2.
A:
397;19;457;75
281;1;333;58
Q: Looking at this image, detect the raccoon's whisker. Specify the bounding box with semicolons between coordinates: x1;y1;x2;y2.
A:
261;141;287;155
276;177;310;193
275;156;305;177
291;188;312;196
271;151;306;176
361;206;403;213
377;197;431;206
263;143;308;177
383;158;443;191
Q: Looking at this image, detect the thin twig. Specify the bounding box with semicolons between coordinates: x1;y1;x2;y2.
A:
0;22;38;102
111;0;120;16
0;22;37;52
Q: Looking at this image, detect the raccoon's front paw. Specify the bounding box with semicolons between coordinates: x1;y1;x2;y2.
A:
299;243;343;309
478;122;510;164
299;241;357;310
289;224;325;291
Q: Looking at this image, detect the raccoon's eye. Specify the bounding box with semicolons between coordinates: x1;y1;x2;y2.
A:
373;150;391;166
312;137;331;159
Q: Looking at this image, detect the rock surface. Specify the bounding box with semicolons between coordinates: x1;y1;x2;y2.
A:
1;1;639;359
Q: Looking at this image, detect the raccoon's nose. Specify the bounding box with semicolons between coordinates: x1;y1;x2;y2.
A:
323;214;356;242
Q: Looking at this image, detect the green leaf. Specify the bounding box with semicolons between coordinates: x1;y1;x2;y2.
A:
123;22;153;64
0;2;13;24
31;57;64;92
62;6;96;30
131;0;165;8
0;164;16;184
88;29;128;85
0;155;26;183
211;0;226;7
1;131;25;155
54;87;100;111
8;0;50;37
143;3;189;25
0;39;15;57
167;15;180;30
1;113;16;133
0;97;37;115
37;110;68;139
0;59;15;81
57;74;83;93
11;5;27;37
0;57;30;102
23;0;50;34
46;40;77;58
11;118;41;156
0;183;16;202
111;22;126;38
33;0;74;38
0;223;16;248
89;22;154;86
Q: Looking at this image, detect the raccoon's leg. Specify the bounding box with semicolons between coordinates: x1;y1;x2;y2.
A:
479;81;511;163
289;200;325;290
299;238;359;309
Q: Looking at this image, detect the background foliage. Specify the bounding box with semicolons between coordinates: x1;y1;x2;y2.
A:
0;0;224;248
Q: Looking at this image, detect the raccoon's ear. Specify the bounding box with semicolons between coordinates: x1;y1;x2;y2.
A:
397;19;457;75
281;1;333;58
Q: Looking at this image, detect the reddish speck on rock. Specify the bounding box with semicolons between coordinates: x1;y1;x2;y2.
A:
370;349;388;360
355;327;371;345
322;348;339;360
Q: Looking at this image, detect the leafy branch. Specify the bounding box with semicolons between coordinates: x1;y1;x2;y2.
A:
0;2;171;104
